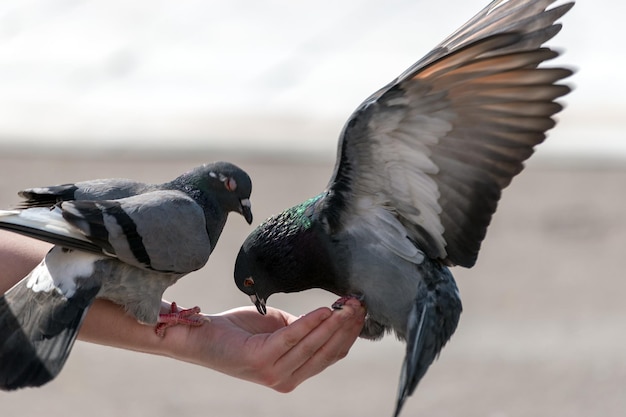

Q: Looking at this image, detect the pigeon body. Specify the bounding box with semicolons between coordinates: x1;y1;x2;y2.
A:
234;1;573;416
0;161;253;390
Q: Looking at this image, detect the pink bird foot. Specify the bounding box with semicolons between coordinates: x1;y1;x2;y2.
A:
332;295;365;310
154;302;205;337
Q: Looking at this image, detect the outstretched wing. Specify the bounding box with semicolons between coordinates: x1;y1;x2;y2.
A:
324;0;573;267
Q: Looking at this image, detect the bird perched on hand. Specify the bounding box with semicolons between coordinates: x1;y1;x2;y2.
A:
0;161;253;390
234;1;573;416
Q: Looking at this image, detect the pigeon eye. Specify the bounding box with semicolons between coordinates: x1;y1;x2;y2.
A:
225;177;237;192
243;277;254;288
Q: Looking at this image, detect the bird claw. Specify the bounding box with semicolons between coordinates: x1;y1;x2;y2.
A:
332;294;365;310
154;301;205;337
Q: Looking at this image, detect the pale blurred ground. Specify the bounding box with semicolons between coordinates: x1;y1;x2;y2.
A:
0;150;624;416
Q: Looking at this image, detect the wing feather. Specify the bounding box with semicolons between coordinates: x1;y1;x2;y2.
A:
61;191;212;273
324;0;573;267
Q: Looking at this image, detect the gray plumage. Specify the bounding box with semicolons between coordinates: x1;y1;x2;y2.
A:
233;1;574;416
0;161;253;390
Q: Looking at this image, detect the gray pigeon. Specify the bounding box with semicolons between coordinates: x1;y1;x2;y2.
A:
233;1;573;416
0;161;253;390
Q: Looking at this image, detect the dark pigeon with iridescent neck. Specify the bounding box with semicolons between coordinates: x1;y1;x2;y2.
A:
0;161;253;390
234;1;574;416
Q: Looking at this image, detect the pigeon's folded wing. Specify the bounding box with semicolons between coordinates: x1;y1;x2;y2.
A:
0;209;102;254
59;190;212;273
0;190;212;273
18;179;155;208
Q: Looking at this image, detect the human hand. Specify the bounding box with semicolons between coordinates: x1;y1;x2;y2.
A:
165;299;366;392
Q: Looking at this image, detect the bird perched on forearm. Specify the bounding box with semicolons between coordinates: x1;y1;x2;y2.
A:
234;1;574;416
0;161;253;390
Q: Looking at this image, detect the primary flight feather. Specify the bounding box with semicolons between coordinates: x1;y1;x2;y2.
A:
0;161;253;390
233;1;574;416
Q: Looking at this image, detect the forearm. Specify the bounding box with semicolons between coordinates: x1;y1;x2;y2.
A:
0;231;243;373
0;231;183;357
78;298;177;357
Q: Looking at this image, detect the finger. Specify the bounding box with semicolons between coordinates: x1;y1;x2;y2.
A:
274;301;365;383
264;307;333;360
292;301;365;380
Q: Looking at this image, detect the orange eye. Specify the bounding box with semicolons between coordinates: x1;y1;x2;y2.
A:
243;277;254;287
225;177;237;192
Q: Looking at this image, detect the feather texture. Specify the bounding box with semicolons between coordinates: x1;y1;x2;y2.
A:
328;2;573;267
0;162;253;390
234;1;574;416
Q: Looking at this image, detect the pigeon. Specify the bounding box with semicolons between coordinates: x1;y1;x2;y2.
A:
233;1;573;416
0;161;253;390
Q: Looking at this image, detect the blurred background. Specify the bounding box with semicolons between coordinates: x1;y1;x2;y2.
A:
0;0;623;158
1;0;625;416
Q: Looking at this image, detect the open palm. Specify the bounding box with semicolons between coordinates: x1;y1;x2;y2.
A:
165;300;366;392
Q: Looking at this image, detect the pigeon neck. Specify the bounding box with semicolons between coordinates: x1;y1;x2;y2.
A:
164;178;226;253
258;200;349;296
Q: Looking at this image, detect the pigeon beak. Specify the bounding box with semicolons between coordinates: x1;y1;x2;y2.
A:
239;198;253;224
250;294;267;315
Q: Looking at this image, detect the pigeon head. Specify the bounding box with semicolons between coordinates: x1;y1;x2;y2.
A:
234;211;301;315
183;162;253;224
234;197;348;315
234;244;269;315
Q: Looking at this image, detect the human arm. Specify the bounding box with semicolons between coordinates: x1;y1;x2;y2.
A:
80;298;364;392
0;230;365;392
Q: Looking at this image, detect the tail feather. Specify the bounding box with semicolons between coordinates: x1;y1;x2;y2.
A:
0;254;100;390
393;265;462;417
18;184;79;208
